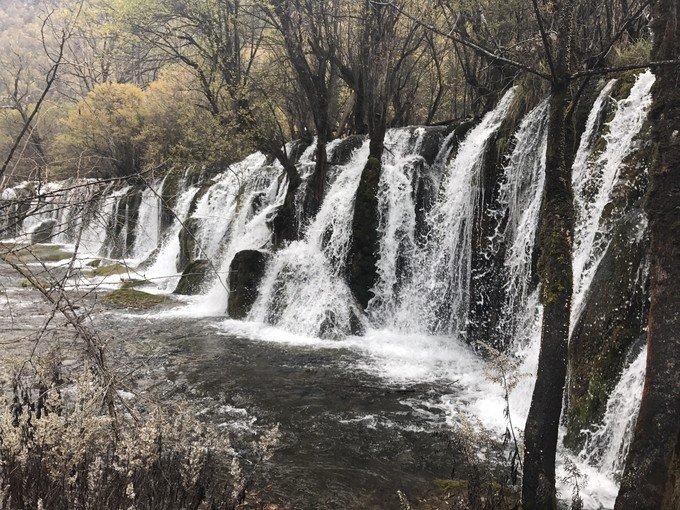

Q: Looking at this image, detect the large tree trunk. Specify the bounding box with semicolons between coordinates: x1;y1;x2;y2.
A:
303;127;330;217
522;0;576;504
346;116;386;309
522;85;575;510
614;1;680;508
271;147;302;248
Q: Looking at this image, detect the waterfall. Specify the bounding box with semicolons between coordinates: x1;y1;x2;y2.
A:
486;99;550;428
578;346;647;476
494;99;549;342
387;87;517;336
132;182;162;260
145;182;200;290
571;71;655;330
366;128;426;324
249;138;370;337
189;153;284;315
79;185;130;257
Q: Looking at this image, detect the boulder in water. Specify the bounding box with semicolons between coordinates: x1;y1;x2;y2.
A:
228;250;270;319
31;219;57;244
174;259;211;295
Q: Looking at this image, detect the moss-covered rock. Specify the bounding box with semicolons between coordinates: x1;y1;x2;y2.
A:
89;262;130;277
565;208;649;450
103;288;169;310
178;217;202;271
564;125;653;450
227;250;270;318
174;259;211;295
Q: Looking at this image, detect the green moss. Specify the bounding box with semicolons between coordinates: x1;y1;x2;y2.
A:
1;243;73;263
103;288;169;310
120;278;149;289
89;263;130;277
436;479;469;493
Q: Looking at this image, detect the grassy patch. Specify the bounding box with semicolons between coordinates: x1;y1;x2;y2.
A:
102;288;169;310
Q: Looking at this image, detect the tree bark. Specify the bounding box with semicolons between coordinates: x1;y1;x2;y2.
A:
347;116;385;309
614;0;680;507
522;0;575;506
522;85;574;510
271;146;302;248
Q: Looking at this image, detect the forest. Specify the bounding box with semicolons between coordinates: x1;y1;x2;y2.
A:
0;0;678;508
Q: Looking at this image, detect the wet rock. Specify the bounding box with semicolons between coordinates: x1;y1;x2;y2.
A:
564;210;649;450
330;135;366;166
174;259;211;295
289;137;313;163
178;217;202;270
31;219;57;244
418;125;452;165
228;250;271;319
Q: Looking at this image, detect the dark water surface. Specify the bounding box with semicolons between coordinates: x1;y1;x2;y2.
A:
0;260;498;509
102;313;464;508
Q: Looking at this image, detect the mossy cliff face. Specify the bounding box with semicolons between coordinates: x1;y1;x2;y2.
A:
564;123;653;449
467;92;533;349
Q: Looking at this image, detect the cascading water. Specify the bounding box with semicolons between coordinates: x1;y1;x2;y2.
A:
578;346;647;477
571;71;655;330
366;128;426;324
0;72;660;510
485;99;550;428
79;184;130;257
144;181;200;290
132;182;162;260
494;99;549;342
189;154;285;315
385;87;517;336
249;138;370;337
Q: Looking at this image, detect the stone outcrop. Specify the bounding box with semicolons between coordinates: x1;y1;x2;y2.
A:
31;219;57;244
178;217;202;271
227;250;270;318
174;259;211;295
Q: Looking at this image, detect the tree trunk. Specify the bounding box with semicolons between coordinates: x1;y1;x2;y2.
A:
303;128;330;217
522;85;575;510
271;147;302;248
347;114;386;309
614;1;680;507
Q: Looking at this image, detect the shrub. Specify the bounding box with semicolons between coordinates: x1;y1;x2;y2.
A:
0;363;279;510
